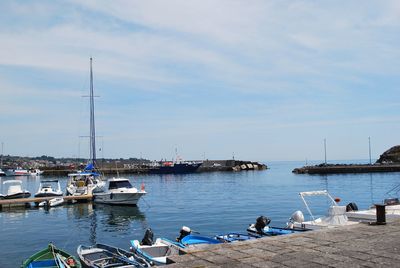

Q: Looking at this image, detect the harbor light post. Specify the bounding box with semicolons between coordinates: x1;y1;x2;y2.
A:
368;137;372;165
324;138;327;165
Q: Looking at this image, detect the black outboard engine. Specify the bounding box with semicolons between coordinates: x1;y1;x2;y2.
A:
346;202;359;212
255;216;271;233
141;228;154;246
176;226;191;242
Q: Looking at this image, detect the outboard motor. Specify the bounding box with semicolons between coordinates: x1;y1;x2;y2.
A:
287;211;304;229
346;202;359;212
176;226;191;242
384;198;400;205
255;216;271;233
141;228;154;246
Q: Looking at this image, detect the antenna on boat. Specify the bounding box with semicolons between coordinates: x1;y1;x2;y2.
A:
115;161;120;178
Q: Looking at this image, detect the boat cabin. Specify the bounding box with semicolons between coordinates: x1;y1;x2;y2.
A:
108;178;133;190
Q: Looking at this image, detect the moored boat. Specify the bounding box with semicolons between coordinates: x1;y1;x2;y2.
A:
21;243;81;268
246;216;309;237
148;161;201;174
287;190;358;230
6;167;30;176
214;233;258;242
77;243;150;268
93;177;146;206
34;180;63;198
29;169;44;176
130;228;185;266
0;168;5;176
0;180;31;199
66;58;106;199
38;197;64;207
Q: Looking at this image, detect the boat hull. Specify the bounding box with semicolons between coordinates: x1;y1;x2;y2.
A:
149;163;201;174
94;192;146;205
3;192;31;199
77;243;150;268
21;243;81;268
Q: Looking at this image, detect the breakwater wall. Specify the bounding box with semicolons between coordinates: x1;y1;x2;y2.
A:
293;164;400;174
40;160;267;176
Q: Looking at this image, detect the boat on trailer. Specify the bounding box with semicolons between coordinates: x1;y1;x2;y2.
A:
77;243;150;268
287;190;358;230
21;243;81;268
93;177;146;206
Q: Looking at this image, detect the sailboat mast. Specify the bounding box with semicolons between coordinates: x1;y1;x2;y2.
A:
89;58;97;167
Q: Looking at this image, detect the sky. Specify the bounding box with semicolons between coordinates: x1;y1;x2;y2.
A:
0;0;399;162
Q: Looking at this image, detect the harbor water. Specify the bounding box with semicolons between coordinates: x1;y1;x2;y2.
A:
1;160;399;267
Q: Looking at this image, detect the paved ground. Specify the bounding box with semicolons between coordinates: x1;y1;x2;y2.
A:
167;220;400;267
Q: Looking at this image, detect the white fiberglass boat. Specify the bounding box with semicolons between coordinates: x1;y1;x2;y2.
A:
66;168;105;197
29;169;44;176
38;197;64;207
345;198;400;221
35;180;63;198
93;177;146;205
0;168;5;176
287;190;358;230
0;180;31;199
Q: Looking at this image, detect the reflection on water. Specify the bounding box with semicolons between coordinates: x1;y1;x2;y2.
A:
95;204;146;227
2;161;400;267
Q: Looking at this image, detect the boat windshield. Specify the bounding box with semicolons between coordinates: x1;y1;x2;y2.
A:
109;180;132;189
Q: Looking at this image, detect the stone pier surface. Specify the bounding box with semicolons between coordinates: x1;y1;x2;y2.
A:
168;220;400;267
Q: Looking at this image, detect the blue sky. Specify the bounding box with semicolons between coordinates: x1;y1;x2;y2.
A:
0;0;399;162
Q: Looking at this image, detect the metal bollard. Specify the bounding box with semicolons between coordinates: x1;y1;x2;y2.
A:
375;204;386;225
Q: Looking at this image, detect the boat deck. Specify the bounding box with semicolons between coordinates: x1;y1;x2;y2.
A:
167;219;400;267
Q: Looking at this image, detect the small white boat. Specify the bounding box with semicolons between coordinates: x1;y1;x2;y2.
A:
287;190;358;230
131;228;185;266
38;197;64;207
35;180;63;198
29;169;44;176
0;168;6;176
93;177;146;205
345;198;400;221
0;180;31;199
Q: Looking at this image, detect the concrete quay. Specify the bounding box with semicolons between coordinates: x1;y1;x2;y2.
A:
168;220;400;267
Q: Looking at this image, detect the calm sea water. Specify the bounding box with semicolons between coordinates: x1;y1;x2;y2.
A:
1;160;399;267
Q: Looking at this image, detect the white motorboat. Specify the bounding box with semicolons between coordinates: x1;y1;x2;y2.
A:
287;190;358;230
93;177;146;205
345;198;400;221
29;169;44;176
0;168;5;176
34;180;63;198
38;197;64;207
0;180;31;199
